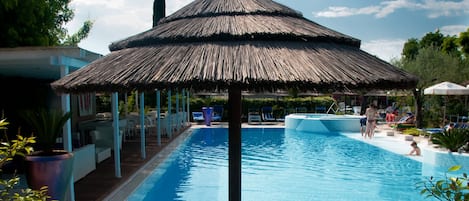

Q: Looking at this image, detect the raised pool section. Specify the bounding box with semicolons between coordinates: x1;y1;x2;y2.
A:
285;113;362;133
422;148;469;174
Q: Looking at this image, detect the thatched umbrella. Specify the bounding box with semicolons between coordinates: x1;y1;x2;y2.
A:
51;0;418;200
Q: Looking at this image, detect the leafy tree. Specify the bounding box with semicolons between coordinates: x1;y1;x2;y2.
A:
441;36;460;56
398;28;469;128
402;29;468;61
420;30;444;49
458;28;469;57
402;38;419;61
406;46;464;85
0;0;93;47
61;20;94;46
396;46;466;128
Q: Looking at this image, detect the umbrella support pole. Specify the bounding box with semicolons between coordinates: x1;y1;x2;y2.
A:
228;88;241;201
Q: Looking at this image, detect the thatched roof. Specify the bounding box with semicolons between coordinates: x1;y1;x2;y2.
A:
51;0;418;94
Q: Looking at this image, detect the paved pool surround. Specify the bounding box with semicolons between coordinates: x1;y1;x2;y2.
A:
285;113;363;133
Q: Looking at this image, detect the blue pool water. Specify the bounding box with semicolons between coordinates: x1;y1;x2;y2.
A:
128;128;439;201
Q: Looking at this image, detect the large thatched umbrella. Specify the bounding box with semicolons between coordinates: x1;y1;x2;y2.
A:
51;0;418;200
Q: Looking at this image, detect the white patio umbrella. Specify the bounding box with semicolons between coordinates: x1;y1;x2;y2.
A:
424;81;469;95
423;81;469;123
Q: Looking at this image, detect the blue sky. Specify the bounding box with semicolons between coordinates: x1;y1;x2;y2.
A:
67;0;469;62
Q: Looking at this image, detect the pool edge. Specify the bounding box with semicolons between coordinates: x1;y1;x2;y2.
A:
102;128;195;201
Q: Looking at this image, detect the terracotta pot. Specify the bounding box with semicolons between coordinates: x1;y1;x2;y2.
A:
25;150;74;201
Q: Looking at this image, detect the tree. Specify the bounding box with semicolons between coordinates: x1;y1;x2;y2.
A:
0;0;92;47
441;36;460;56
404;46;463;85
61;20;94;46
402;38;419;61
420;30;444;49
458;28;469;57
398;28;469;128
396;46;466;128
402;29;468;61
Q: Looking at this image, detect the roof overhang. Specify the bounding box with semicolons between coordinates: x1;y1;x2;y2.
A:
0;46;102;80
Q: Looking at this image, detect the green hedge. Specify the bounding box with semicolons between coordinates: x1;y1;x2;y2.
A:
189;96;335;120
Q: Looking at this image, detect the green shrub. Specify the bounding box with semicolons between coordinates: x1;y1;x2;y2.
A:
403;128;423;136
431;128;469;152
419;165;469;201
0;119;50;200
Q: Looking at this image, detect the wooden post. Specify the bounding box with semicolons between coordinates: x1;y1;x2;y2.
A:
228;87;241;201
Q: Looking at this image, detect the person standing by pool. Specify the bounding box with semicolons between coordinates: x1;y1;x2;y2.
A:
364;103;378;139
360;117;367;137
407;141;421;156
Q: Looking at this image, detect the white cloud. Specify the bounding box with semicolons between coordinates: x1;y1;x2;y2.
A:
313;6;380;18
439;25;469;36
313;0;469;18
361;39;407;62
377;0;419;18
422;0;469;18
67;0;192;54
167;0;193;15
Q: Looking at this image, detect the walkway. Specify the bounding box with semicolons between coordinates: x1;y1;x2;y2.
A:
74;125;190;201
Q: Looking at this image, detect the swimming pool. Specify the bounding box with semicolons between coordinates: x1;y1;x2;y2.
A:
127;128;440;201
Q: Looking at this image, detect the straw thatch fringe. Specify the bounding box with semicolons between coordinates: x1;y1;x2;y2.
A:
52;41;417;94
110;14;360;51
160;0;302;23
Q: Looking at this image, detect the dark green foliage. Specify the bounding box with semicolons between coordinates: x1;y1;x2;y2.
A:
0;119;50;200
0;0;72;46
20;109;71;152
62;20;94;46
401;28;468;62
188;96;334;120
419;165;469;201
0;0;92;47
458;28;469;56
441;36;460;56
396;35;469;128
431;128;469;152
402;38;420;60
420;30;444;49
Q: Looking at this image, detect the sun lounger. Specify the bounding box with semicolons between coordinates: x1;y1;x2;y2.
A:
192;111;204;122
212;105;223;121
261;106;276;122
393;112;415;131
248;108;262;124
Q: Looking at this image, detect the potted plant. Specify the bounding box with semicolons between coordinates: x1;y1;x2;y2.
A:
21;108;74;201
0;118;50;200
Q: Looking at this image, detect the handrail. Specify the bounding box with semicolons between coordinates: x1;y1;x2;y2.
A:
326;102;337;114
